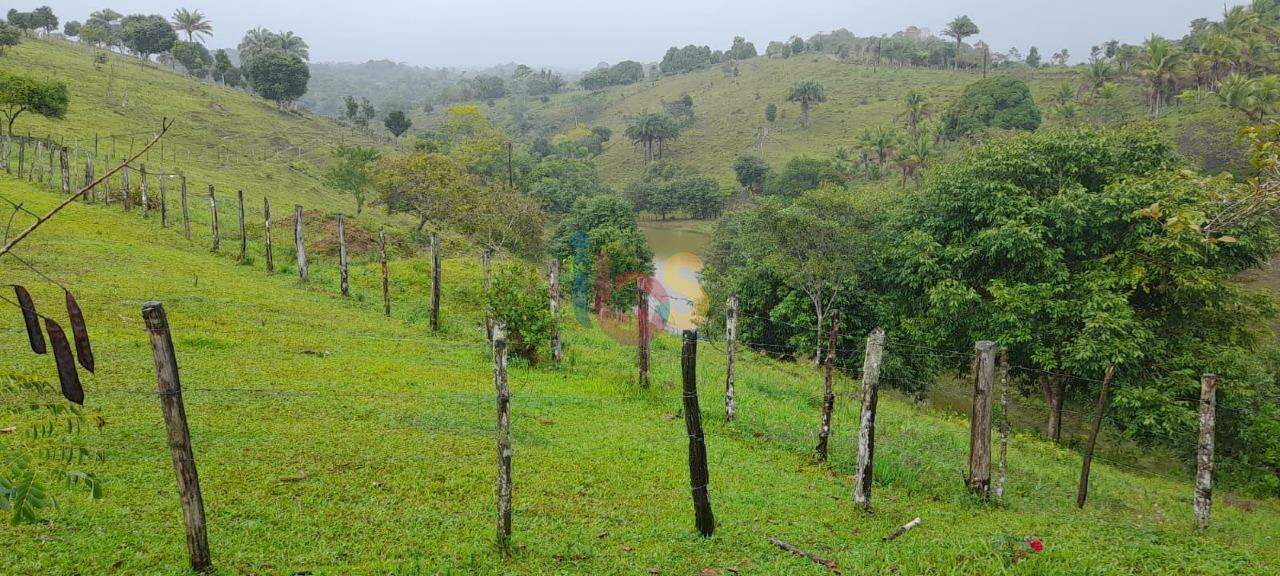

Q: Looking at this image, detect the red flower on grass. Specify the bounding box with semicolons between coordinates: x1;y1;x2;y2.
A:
1028;538;1044;553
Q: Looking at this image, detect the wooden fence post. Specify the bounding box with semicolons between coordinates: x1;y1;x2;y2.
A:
179;177;190;239
1195;373;1218;530
995;349;1010;500
83;154;95;203
262;197;273;272
208;186;219;252
122;162;132;211
1077;365;1116;508
637;279;651;387
967;341;996;496
482;248;494;341
682;329;715;537
236;191;246;262
725;294;738;421
97;157;108;204
59;146;69;195
379;227;390;316
159;175;168;227
293;205;307;281
494;323;513;550
337;213;349;297
430;233;441;331
141;302;212;573
548;259;562;363
815;312;840;462
140;165;149;219
853;327;885;511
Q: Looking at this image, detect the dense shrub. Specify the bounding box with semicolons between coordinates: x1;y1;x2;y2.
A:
942;76;1041;139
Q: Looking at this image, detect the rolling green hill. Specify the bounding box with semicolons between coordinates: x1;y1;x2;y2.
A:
3;171;1279;574
417;57;1092;187
1;36;385;227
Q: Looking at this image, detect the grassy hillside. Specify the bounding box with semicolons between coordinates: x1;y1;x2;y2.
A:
417;57;1084;187
3;175;1279;574
1;37;387;229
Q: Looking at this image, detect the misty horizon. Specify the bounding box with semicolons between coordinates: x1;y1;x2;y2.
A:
43;0;1243;71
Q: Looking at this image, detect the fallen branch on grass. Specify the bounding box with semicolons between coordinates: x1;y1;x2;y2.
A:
768;537;840;574
882;517;922;542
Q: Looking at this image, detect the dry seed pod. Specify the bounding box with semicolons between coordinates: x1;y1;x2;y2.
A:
45;318;84;405
64;290;95;372
13;285;46;354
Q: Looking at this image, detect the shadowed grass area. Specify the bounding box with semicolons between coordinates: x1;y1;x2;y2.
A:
2;176;1279;575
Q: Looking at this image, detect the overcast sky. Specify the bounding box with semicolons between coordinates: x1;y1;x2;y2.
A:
48;0;1242;69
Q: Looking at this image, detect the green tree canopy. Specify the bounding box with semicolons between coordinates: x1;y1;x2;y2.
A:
120;14;176;61
374;152;477;232
733;155;770;193
941;76;1041;139
384;110;412;137
881;127;1280;443
323;145;380;214
244;50;310;107
171;40;211;78
525;156;609;214
0;70;68;135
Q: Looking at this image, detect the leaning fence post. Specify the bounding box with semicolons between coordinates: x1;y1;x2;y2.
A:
682;329;715;537
815;312;840;462
1077;365;1116;508
430;233;441;331
179;176;190;239
263;197;273;272
140;165;150;219
853;327;885;511
1195;373;1218;530
548;259;562;363
494;323;513;550
236;191;246;262
208;186;219;252
995;349;1010;500
725;294;738;421
967;341;996;496
338;213;349;297
637;279;650;387
293;205;307;281
141;302;212;573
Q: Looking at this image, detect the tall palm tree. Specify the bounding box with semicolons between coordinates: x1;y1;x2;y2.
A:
942;15;980;69
786;80;827;127
276;31;309;60
1139;35;1186;116
625;112;680;163
170;9;212;43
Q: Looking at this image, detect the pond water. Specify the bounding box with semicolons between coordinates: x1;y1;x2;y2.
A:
640;222;712;332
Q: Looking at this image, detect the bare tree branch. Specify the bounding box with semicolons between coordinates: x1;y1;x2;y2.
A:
0;119;173;258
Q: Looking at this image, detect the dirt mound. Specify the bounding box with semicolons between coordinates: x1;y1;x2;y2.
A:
309;215;379;258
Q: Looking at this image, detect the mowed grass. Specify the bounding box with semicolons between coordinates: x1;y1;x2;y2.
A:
2;176;1279;575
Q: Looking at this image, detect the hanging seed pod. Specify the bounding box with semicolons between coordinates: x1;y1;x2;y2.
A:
13;285;46;354
45;318;84;405
64;290;95;373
